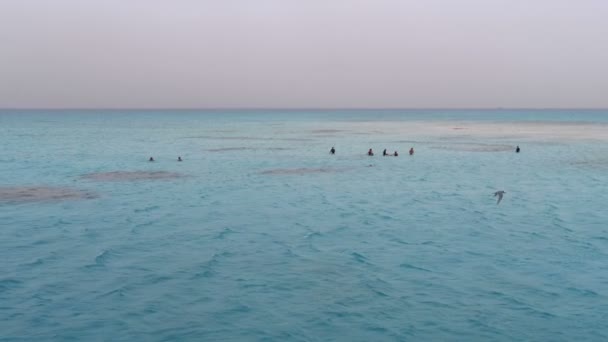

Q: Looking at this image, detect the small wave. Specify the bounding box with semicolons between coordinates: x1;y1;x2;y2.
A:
375;213;394;220
282;248;299;258
365;283;390;298
94;250;111;266
131;220;155;233
418;300;452;309
465;250;487;257
82;171;184;181
98;286;128;299
182;135;312;141
311;129;346;134
567;287;599;297
304;231;322;239
571;159;608;169
351;252;369;264
0;278;22;291
260;167;349;175
399;263;432;272
390;238;413;245
206;147;256;152
487;290;529;307
21;258;45;267
190;252;232;279
206;147;293;152
134;205;160;213
240;282;268;289
364;326;389;333
191;269;216;279
84;249;114;268
324;310;364;318
146;275;172;285
393;140;423;144
429;143;513;152
227;303;252;314
592;236;608;241
215;228;234;239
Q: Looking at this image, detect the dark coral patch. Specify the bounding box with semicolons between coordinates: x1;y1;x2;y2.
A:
0;186;97;203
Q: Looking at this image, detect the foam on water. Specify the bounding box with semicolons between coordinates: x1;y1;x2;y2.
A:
1;109;608;341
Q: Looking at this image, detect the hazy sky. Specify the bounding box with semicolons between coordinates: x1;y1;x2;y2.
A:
1;0;607;108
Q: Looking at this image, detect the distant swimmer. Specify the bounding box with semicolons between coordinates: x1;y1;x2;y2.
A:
409;147;414;155
494;190;506;205
368;148;374;156
149;157;155;162
383;149;388;156
178;156;183;162
330;147;335;155
394;151;399;157
516;146;520;153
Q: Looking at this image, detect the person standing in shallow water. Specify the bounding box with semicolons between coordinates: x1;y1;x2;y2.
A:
330;147;335;155
368;148;374;156
394;151;399;157
149;157;155;162
178;156;183;161
383;149;388;156
516;146;521;153
409;147;414;155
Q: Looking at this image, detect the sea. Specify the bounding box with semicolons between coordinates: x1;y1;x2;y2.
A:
1;109;607;341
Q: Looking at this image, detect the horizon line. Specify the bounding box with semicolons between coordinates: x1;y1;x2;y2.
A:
1;107;607;111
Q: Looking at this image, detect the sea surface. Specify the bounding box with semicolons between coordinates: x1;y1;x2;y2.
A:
1;109;608;341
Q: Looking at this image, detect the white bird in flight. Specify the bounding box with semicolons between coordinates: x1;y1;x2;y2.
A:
494;191;506;204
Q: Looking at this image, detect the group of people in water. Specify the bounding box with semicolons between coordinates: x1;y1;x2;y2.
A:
149;156;182;162
330;145;521;156
330;147;414;157
149;145;519;162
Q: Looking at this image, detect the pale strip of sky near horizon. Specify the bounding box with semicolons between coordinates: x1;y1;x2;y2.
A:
0;0;607;109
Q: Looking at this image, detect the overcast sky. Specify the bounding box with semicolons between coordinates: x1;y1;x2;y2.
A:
1;0;607;108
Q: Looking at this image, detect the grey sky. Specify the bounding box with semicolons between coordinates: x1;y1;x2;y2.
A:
1;0;607;108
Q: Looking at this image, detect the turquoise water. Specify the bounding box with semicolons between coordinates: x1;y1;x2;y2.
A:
1;110;608;341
